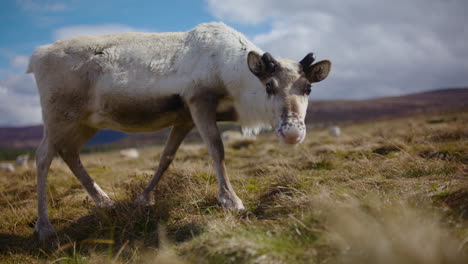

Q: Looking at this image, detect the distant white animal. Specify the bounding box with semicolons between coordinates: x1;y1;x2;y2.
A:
119;148;140;159
221;130;256;142
27;22;331;241
16;154;30;168
329;126;341;137
0;163;15;172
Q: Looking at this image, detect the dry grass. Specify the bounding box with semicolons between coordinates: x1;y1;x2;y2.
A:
0;110;467;263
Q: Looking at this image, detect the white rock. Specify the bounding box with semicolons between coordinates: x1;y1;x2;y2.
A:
119;148;140;159
0;163;15;172
329;126;341;137
222;130;256;142
16;154;30;168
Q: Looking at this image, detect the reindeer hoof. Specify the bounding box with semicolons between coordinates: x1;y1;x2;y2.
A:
34;222;57;243
219;195;245;211
134;195;155;207
96;197;116;209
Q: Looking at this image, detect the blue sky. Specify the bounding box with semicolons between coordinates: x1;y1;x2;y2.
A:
0;0;268;71
0;0;467;126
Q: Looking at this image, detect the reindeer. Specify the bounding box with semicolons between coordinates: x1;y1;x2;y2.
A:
28;22;331;241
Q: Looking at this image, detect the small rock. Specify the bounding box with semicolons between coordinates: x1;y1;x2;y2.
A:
329;126;341;137
222;130;256;142
0;163;15;172
16;154;29;168
120;148;139;159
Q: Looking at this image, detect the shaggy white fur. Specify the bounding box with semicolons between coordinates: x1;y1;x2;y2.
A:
28;22;275;133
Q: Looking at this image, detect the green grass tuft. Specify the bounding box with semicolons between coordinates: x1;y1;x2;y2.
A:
304;160;334;170
1;110;467;263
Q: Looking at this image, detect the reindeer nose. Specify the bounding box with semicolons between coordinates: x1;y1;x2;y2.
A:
276;118;306;144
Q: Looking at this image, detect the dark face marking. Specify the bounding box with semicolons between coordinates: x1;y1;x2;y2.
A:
259;62;310;120
287;99;300;116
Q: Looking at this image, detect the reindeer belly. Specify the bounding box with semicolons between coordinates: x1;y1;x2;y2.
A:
87;93;188;133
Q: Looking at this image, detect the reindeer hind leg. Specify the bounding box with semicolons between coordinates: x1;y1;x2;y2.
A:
35;134;57;242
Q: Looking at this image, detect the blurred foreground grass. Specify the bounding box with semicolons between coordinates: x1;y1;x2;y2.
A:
0;110;467;263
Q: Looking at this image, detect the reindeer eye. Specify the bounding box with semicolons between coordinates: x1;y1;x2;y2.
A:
304;84;312;96
266;82;275;95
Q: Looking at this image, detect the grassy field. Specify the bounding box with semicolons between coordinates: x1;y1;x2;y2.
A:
0;110;467;263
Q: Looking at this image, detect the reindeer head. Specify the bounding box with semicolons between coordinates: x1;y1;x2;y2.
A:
247;51;331;144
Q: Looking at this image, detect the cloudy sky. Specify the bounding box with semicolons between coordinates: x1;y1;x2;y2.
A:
0;0;467;126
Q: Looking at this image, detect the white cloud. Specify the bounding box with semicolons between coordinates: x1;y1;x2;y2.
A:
0;85;7;95
207;0;268;24
16;0;66;12
10;55;29;69
207;0;468;99
53;24;149;41
0;71;41;126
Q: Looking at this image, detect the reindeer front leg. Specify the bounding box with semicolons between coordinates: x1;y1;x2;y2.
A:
188;95;245;210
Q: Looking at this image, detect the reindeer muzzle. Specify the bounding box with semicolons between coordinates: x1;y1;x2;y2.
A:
275;117;306;144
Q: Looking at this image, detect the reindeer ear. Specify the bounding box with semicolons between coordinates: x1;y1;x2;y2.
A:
305;60;332;83
247;51;279;79
247;51;267;78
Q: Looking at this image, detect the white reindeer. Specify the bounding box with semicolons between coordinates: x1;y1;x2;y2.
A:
28;22;331;241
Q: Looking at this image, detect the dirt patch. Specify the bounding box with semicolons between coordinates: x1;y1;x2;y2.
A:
433;189;468;219
420;149;466;163
372;145;402;156
429;128;468;142
229;139;256;150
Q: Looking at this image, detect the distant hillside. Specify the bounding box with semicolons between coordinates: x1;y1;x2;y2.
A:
306;88;468;126
0;125;43;149
0;88;466;149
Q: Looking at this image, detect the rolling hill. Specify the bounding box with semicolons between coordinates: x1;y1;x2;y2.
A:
0;88;466;149
1;109;467;263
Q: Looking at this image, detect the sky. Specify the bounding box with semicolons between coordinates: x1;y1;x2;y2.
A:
0;0;467;126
